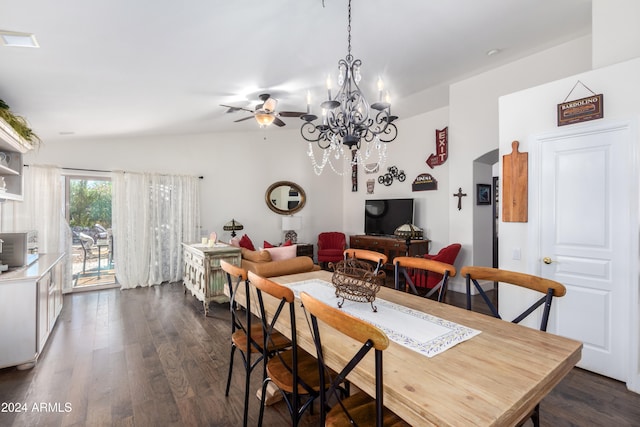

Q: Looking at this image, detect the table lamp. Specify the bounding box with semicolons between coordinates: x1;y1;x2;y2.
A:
282;216;302;244
394;222;423;256
223;219;244;237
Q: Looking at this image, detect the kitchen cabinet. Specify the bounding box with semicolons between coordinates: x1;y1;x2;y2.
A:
0;253;65;369
182;242;241;315
0;117;33;201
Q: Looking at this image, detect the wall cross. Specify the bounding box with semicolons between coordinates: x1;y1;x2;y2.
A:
453;187;467;210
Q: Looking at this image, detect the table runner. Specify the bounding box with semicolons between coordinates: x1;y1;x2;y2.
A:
288;279;481;358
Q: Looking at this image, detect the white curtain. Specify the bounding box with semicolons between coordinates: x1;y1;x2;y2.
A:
112;171;200;289
0;165;73;293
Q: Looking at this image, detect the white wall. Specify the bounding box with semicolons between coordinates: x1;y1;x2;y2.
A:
445;35;592;288
592;0;640;68
22;127;343;251
18;35;592;275
341;106;451;253
499;57;640;392
472;161;493;267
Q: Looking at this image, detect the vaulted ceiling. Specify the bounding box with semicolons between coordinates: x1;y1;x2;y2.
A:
0;0;592;142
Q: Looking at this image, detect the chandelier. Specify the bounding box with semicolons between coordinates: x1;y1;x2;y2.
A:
300;0;398;175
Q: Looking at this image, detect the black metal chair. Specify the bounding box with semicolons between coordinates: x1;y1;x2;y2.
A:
220;260;290;427
461;266;567;427
394;256;456;302
249;271;327;427
300;292;409;427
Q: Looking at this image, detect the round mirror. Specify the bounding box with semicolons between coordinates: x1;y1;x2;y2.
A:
265;181;306;215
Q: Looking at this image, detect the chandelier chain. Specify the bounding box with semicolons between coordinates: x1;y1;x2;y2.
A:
347;0;352;61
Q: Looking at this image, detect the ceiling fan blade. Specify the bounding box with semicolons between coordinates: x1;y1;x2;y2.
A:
273;117;286;127
278;111;306;117
234;115;254;123
220;104;253;114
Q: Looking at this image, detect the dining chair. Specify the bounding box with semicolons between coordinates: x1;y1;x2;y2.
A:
220;260;290;427
248;272;328;427
300;291;409;427
393;256;456;302
461;266;567;427
343;248;388;273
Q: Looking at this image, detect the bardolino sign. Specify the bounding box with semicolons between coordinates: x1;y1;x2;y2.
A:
557;94;604;126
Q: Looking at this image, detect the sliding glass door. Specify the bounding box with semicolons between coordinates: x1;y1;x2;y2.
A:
63;175;115;288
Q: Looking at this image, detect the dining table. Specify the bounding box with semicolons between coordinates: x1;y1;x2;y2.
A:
227;269;582;426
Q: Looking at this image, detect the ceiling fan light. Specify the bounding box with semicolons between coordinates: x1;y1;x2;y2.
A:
262;97;277;112
255;112;275;127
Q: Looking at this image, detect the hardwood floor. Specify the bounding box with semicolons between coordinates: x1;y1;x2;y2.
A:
1;283;639;426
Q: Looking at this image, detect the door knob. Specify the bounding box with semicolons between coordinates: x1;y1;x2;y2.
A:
543;257;553;264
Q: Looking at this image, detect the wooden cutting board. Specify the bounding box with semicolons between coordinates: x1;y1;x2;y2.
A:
502;140;528;222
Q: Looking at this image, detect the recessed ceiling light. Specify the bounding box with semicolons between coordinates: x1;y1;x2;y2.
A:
486;48;501;56
0;30;39;48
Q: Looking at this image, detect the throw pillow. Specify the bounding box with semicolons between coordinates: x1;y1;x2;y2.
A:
241;248;272;262
263;244;297;262
263;240;291;248
239;234;255;251
263;240;275;248
229;236;241;247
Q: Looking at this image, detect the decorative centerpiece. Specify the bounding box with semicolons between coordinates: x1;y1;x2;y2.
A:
329;258;385;312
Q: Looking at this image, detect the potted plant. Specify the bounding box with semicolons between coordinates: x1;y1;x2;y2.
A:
0;99;40;148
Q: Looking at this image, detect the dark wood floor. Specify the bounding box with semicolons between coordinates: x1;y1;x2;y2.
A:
1;283;639;426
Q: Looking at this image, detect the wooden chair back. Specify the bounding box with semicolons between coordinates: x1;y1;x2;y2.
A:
300;291;390;426
393;256;457;302
343;248;388;273
220;260;258;353
461;266;566;331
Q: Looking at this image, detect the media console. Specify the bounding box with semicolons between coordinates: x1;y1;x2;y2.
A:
349;235;429;270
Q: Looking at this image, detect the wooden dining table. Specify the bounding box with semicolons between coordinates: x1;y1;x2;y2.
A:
227;270;582;426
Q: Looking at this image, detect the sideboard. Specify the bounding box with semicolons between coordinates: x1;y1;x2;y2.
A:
349;235;429;270
182;242;241;315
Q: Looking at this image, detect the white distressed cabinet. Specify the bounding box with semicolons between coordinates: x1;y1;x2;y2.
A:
182;242;241;315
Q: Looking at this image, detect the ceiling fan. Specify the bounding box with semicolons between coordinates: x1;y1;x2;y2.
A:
220;93;306;127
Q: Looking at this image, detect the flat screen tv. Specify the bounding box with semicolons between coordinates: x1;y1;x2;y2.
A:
364;198;414;237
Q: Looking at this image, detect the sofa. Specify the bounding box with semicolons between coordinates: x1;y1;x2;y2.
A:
240;247;320;278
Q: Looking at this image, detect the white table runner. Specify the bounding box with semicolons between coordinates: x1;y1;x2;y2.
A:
288;279;481;358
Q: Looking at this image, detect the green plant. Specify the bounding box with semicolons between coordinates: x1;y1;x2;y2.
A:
0;98;41;146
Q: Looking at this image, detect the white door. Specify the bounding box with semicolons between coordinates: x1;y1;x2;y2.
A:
537;121;633;381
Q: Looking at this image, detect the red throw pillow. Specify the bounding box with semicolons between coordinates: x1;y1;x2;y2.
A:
283;239;292;246
239;234;255;251
263;240;275;248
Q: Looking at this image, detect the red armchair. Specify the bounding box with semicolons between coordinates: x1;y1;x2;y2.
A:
317;232;347;269
413;243;462;290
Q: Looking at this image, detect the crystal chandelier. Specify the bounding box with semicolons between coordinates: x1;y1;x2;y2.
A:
300;0;398;176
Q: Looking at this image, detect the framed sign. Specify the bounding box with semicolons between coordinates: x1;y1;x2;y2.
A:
477;184;491;205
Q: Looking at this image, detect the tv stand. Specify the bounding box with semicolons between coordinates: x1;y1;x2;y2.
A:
349;235;429;270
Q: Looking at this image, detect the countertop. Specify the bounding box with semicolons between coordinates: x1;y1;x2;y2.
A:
0;253;65;282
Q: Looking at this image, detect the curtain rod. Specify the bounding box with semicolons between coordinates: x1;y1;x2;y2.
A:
24;164;204;179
